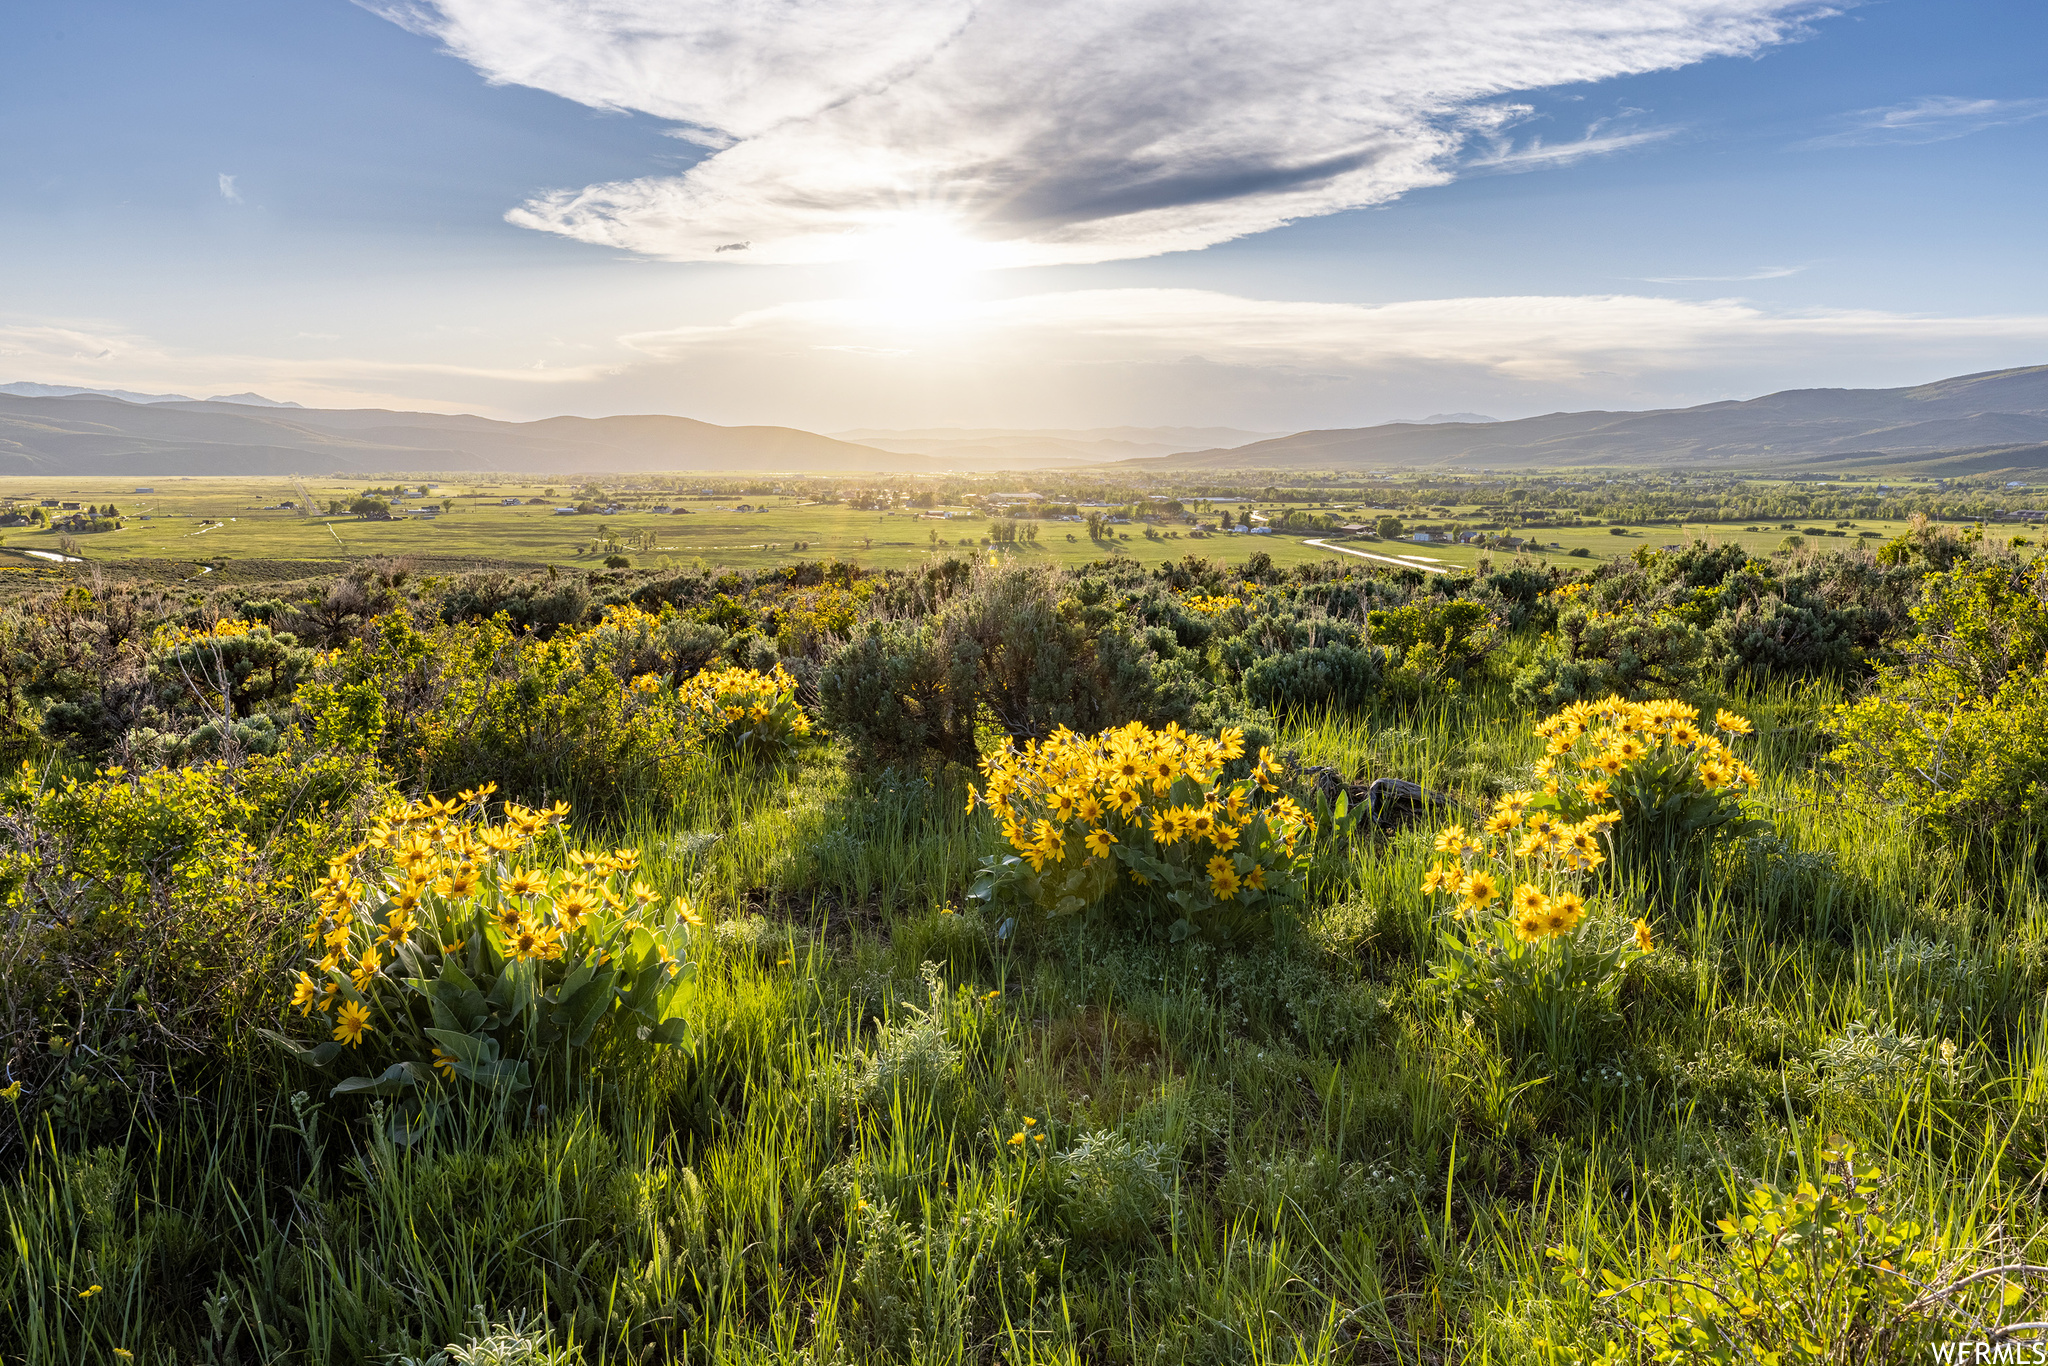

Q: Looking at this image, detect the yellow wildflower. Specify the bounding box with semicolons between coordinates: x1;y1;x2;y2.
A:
332;1000;372;1047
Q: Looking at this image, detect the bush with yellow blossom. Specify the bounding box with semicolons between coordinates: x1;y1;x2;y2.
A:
670;662;811;758
1179;592;1247;618
1532;696;1767;878
965;721;1311;944
264;787;694;1140
1421;785;1649;1065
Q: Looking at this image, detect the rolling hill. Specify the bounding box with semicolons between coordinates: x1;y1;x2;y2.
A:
1156;365;2048;472
0;393;914;475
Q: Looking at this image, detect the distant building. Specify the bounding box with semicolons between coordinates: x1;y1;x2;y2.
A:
500;497;523;505
134;487;155;493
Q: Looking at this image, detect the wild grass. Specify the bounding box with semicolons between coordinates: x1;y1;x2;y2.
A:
7;676;2048;1362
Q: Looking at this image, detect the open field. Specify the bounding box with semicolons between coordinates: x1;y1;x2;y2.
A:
0;478;1346;576
5;475;2017;585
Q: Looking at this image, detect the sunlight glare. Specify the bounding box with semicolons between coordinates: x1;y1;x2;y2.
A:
851;216;992;326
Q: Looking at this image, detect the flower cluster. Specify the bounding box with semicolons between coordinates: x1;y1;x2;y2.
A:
1419;800;1620;943
1422;707;1667;1063
1534;697;1757;797
671;663;811;756
277;786;695;1114
967;721;1310;942
1180;592;1246;617
149;616;262;650
973;722;1304;897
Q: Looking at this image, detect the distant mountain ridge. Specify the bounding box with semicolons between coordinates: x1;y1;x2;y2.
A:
1157;365;2048;471
3;365;2046;475
0;392;911;475
831;425;1284;464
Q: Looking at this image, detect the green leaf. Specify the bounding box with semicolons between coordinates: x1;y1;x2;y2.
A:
429;963;490;1031
638;1017;691;1048
560;968;618;1049
451;1057;530;1092
423;1027;498;1066
258;1029;344;1069
331;1061;422;1097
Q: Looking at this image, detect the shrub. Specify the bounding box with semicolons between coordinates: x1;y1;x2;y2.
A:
1241;640;1384;713
966;722;1310;943
821;564;1190;769
0;753;379;1139
1366;597;1498;700
1514;603;1710;707
266;790;694;1142
1833;559;2048;842
1554;1141;2024;1364
295;607;801;815
1055;1129;1174;1248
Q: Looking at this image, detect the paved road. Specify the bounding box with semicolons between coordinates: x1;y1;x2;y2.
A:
1301;538;1452;574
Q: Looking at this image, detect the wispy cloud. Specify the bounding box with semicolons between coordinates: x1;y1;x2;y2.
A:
361;0;1823;267
1465;122;1678;173
217;173;242;203
620;289;2048;386
1640;265;1807;282
0;319;616;414
1800;95;2048;149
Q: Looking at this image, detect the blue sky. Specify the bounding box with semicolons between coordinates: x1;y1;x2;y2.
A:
2;0;2044;430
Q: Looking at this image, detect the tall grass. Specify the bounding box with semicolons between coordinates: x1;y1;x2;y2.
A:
8;684;2048;1362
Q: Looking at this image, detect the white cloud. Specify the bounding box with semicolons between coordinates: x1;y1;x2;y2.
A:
1465;124;1679;173
1801;95;2048;148
362;0;1824;266
218;173;242;203
620;288;2048;386
1640;265;1806;282
0;319;616;414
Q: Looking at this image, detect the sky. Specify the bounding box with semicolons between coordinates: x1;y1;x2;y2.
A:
2;0;2045;432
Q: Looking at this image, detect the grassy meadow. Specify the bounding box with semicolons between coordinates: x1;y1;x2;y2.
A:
6;476;1992;585
3;496;2046;1364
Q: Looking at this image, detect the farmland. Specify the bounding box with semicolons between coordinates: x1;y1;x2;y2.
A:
0;473;2019;585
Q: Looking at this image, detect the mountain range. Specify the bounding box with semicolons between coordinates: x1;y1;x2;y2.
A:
829;426;1282;464
1157;366;2048;473
0;392;916;476
0;365;2044;476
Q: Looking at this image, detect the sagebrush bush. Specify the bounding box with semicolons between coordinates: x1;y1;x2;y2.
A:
821;563;1192;769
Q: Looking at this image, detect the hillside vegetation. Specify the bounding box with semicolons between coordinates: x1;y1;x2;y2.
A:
4;526;2048;1363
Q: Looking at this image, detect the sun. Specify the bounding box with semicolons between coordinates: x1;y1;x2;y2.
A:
851;215;992;325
